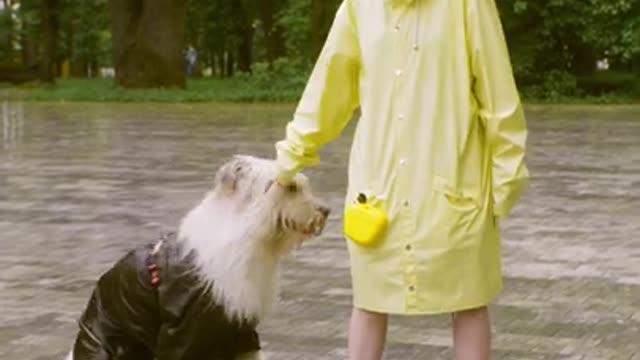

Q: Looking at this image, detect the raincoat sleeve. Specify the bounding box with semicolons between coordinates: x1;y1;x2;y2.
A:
467;0;529;218
274;0;361;184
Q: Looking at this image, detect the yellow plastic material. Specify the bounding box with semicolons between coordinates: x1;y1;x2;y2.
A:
344;197;388;248
274;0;530;314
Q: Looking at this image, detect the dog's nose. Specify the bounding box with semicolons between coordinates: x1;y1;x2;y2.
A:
317;205;330;217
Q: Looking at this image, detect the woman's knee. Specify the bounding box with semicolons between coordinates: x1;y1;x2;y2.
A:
457;306;488;314
452;306;489;320
353;307;388;317
352;307;389;326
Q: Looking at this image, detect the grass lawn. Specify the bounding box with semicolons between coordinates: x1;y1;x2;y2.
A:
1;77;638;105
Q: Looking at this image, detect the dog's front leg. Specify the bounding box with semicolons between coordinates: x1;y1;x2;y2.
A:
236;351;267;360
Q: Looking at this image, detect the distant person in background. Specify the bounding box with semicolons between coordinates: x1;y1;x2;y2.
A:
185;45;198;76
272;0;529;359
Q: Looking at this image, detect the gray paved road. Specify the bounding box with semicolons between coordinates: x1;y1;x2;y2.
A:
1;102;639;359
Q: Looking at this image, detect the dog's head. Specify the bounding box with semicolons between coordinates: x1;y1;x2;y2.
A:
212;155;330;252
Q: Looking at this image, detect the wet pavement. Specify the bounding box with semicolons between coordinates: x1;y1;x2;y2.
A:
1;101;639;360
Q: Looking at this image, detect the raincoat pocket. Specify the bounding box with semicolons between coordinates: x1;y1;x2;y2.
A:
431;176;482;248
432;176;480;212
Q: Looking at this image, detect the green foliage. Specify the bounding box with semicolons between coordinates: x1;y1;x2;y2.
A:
186;0;256;73
275;0;312;62
1;0;39;65
0;0;110;73
577;70;640;95
521;70;580;101
20;77;307;103
68;0;110;67
8;77;635;104
1;0;638;102
497;0;640;99
0;7;12;61
239;57;310;99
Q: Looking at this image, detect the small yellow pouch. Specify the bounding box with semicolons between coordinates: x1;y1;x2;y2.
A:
343;193;388;248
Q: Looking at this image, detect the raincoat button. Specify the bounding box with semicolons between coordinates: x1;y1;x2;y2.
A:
408;285;415;292
403;200;409;207
395;69;403;76
405;244;412;251
397;114;404;120
400;159;407;166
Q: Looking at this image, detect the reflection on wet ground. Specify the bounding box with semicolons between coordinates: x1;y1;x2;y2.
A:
1;102;639;359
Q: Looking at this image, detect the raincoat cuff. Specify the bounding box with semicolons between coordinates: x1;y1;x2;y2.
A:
492;175;529;218
274;158;299;185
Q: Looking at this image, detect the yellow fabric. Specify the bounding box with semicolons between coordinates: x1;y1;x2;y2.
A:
274;0;529;314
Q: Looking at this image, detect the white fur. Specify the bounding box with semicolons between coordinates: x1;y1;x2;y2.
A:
177;155;327;321
177;190;280;321
64;156;326;359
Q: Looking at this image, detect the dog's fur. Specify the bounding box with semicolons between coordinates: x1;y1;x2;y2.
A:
65;155;329;360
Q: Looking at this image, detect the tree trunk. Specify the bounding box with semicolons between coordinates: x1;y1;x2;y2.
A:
39;0;58;83
67;19;86;78
90;60;99;78
225;51;234;77
217;50;225;77
571;44;598;76
107;0;187;88
4;0;14;63
236;26;254;73
209;50;217;76
259;0;286;64
19;2;39;68
311;0;340;59
21;32;39;68
66;19;74;65
231;1;253;73
74;57;89;78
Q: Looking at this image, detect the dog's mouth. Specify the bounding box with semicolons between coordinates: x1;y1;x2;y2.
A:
278;213;327;237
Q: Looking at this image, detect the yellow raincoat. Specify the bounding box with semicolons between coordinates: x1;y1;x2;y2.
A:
274;0;529;314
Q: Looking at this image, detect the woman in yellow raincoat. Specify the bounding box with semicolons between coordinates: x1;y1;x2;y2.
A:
273;0;529;358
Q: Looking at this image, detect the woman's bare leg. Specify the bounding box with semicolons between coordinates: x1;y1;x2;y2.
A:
348;307;388;360
452;306;492;360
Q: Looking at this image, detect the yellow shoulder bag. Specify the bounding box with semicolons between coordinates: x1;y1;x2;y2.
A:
343;193;388;248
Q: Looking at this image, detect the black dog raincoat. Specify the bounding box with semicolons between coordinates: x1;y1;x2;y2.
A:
71;233;261;360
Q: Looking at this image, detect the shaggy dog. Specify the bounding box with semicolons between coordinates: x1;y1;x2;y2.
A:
64;155;330;360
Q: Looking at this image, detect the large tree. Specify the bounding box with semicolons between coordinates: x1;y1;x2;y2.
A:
107;0;187;88
39;0;58;82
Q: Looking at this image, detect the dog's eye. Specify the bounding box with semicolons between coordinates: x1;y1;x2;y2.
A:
264;180;274;194
287;184;298;193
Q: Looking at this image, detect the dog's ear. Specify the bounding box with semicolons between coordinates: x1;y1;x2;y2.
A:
215;156;250;193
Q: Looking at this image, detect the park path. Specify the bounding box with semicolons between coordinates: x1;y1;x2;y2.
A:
1;102;639;359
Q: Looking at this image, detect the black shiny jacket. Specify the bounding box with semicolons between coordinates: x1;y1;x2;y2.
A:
71;234;261;360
